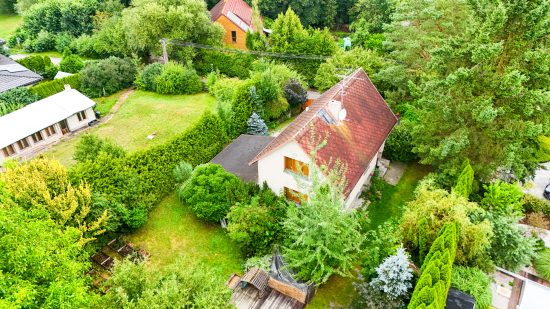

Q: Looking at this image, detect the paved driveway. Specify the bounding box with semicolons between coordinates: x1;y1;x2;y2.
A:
525;161;550;199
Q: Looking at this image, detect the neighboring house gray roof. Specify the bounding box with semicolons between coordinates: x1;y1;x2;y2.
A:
0;89;96;149
0;54;43;93
210;134;275;183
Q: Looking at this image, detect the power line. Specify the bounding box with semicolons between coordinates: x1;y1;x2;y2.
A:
159;39;331;62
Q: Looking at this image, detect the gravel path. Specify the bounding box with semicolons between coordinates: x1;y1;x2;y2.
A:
525;161;550;199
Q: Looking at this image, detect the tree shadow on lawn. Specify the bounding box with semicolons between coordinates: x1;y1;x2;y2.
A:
126;194;244;278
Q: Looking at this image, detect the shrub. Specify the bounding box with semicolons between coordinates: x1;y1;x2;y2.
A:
526;212;550;236
178;163;238;223
408;222;459;309
45;65;59;79
15;55;52;74
80;57;136;98
523;194;550;215
360;221;401;280
486;212;538;272
400;179;493;266
194;49;256;79
533;248;550;281
23;30;56;52
155;62;203;95
135;63;163;92
284;78;308;107
451;266;493;309
210;77;247;103
360;168;386;202
73;134;126;164
55;32;75;52
0;46;10;57
383;124;417;163
173;160;193;184
349;280;406;309
247;112;268;136
29;74;81;98
59;47;84;73
0;87;40;115
370;247;413;300
481;180;524;214
231;80;255;136
533;136;550;162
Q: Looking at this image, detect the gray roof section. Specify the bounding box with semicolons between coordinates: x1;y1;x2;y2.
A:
210;134;275;183
0;54;43;93
445;287;475;309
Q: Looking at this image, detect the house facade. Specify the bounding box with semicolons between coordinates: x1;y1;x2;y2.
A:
249;68;398;209
0;87;96;162
210;0;259;50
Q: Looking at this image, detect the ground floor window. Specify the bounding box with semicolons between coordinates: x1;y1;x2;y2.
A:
17;138;30;151
284;187;308;205
45;125;56;137
2;145;16;157
31;131;43;143
77;111;87;122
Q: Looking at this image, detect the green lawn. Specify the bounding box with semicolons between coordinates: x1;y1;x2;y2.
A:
0;14;22;40
127;194;243;278
93;89;125;117
308;163;432;308
365;162;433;230
47;91;216;166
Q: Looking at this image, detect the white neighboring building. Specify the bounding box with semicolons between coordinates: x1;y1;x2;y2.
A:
0;87;96;161
248;68;398;209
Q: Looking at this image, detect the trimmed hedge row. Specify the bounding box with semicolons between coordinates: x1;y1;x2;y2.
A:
15;55;53;74
409;222;459;309
123;110;228;202
29;74;81;99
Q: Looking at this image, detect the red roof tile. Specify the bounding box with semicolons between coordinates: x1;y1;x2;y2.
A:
250;68;398;199
210;0;253;26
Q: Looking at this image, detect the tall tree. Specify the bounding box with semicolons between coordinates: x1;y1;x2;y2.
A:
408;0;550;180
350;0;396;34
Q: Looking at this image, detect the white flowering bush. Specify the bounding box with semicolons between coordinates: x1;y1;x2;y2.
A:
369;246;413;300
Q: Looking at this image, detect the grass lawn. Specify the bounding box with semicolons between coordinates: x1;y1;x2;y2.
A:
0;14;22;39
47;91;216;166
127;194;243;278
308;162;432;308
365;162;433;230
93;89;125;117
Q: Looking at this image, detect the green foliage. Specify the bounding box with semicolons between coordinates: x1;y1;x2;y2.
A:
155;62;203;95
481;181;524;214
0;205;99;309
194;49;256;79
45;64;59;79
486;212;538;272
451;266;492;309
419;218;428;264
73;134;126;164
15;55;52;74
283;141;364;284
533;136;550;163
383;124;418;164
0;0;16;13
173;160;193;184
533;248;550;281
73;14;132;59
0;87;39;116
454;159;474;198
178;163;238;223
247;112;268;136
121;0;224;55
101;257;233;308
22;29;56;52
134;63;163;92
350;0;395;34
349;18;386;52
360;168;385;202
54;32;74;52
403;0;550;181
400;179;493;266
80;57;136;98
284;78;307;107
29;73;81;99
523;194;550;215
227;190;286;257
360;221;401;280
314;48;387;93
209;77;247;103
59;47;84;73
231;79;255;136
409;223;459;309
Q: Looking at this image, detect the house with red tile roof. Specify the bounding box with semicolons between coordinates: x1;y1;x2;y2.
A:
249;68;398;208
210;0;261;50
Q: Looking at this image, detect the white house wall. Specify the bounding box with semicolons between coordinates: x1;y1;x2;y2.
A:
258;140;313;196
67;107;95;132
0;122;63;161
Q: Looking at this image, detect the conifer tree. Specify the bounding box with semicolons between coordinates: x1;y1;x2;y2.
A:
454;159;474;198
247;112;268;136
418;218;428;264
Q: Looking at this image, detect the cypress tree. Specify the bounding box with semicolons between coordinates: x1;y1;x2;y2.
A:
418;217;428;264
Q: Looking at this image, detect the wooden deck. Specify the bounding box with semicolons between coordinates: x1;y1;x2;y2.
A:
230;286;305;309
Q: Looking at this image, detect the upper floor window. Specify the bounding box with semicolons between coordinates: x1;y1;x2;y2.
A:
231;31;237;43
284;157;309;178
45;125;56;137
2;145;16;157
77;111;87;122
17;138;30;151
284;187;308;205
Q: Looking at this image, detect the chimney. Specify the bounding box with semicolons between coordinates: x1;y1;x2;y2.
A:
64;84;71;92
328;100;342;121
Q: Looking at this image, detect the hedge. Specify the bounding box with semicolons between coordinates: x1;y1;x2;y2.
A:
15;55;53;74
408;222;459;309
29;74;81;99
123;110;228;202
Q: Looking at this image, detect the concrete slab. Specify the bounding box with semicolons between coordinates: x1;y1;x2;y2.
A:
525;162;550;199
489;271;515;309
384;162;407;186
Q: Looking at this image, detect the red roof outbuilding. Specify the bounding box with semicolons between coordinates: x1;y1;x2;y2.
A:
210;0;253;26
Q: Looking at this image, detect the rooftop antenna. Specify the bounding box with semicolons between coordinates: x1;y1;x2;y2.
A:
334;65;363;121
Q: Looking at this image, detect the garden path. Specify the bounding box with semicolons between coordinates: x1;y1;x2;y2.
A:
100;86;136;123
525;161;550;199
